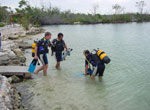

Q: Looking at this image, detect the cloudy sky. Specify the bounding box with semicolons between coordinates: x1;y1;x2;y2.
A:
0;0;150;14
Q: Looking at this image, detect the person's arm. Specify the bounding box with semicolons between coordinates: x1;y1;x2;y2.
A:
85;64;88;75
63;40;68;51
90;66;98;80
34;46;38;59
48;41;52;47
85;59;89;75
34;40;41;59
64;43;68;52
51;39;56;47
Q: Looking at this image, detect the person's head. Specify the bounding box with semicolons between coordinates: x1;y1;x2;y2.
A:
84;50;90;57
45;32;51;40
57;33;63;40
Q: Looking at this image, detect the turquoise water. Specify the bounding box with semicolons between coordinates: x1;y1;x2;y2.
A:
25;23;150;110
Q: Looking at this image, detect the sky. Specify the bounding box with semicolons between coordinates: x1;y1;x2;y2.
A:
0;0;150;14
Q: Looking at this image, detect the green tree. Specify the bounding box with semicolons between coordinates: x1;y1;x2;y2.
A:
0;6;10;22
112;4;124;15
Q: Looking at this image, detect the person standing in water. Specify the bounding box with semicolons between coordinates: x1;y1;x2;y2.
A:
84;50;105;80
52;33;68;69
34;32;52;76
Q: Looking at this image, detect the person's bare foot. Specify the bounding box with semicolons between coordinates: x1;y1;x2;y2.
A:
99;76;103;81
56;66;61;70
90;75;95;80
34;70;38;74
56;64;60;69
43;74;47;76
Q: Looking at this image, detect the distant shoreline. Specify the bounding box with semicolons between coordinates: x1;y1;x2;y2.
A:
40;21;150;26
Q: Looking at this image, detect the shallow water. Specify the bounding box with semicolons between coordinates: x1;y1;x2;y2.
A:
25;23;150;110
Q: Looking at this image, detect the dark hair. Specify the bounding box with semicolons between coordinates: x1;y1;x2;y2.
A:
58;33;63;37
45;32;51;37
84;50;90;55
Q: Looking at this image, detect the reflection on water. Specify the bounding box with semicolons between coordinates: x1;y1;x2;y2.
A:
24;23;150;110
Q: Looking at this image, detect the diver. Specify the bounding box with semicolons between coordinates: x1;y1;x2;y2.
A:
84;50;106;80
34;32;52;76
51;33;68;69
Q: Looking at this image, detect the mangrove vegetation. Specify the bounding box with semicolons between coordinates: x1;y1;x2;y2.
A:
0;0;150;28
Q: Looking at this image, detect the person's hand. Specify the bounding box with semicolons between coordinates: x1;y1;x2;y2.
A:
66;48;69;52
34;55;38;59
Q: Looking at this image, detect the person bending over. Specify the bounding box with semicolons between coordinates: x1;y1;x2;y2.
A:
84;50;105;80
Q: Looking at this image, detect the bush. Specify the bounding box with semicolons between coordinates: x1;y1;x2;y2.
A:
0;23;5;27
101;17;111;23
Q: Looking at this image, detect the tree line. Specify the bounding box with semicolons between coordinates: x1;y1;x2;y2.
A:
0;0;150;29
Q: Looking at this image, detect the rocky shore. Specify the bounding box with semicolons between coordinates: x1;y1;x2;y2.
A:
1;24;44;40
0;24;44;66
0;24;43;110
0;74;23;110
0;40;26;66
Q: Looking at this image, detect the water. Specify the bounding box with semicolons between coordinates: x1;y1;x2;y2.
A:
25;23;150;110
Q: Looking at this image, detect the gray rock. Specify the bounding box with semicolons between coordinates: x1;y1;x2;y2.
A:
17;31;26;37
0;75;13;110
0;41;26;66
11;75;21;83
8;34;19;40
7;78;12;84
18;43;32;49
1;24;26;40
26;27;44;35
12;48;24;56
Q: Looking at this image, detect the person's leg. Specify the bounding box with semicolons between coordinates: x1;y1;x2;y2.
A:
90;75;95;80
43;64;48;76
34;55;44;74
34;66;44;74
56;62;60;68
98;76;102;81
98;64;105;81
43;54;48;76
55;52;62;69
34;54;47;74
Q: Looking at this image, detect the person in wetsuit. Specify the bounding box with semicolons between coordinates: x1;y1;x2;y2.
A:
34;32;52;76
84;50;105;80
52;33;68;69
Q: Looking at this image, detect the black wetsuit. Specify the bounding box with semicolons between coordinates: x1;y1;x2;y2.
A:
85;54;105;76
52;39;65;62
37;37;51;65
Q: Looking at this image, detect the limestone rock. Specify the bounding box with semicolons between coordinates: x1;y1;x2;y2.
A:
8;34;19;40
26;27;44;35
18;43;32;49
11;75;21;83
12;48;24;56
17;31;26;37
0;41;26;66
